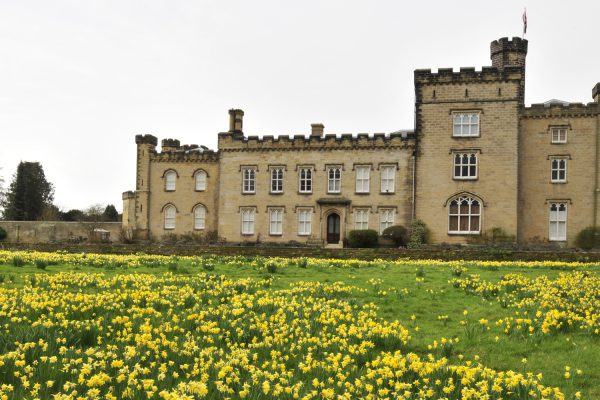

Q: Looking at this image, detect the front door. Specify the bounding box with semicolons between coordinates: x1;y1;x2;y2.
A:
327;213;341;244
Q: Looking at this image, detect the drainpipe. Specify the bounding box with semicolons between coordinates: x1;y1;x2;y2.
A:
412;153;416;222
596;109;600;226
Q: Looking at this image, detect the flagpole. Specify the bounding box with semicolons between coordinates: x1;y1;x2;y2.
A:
522;8;527;39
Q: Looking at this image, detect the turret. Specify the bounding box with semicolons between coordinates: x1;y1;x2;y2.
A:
311;123;324;137
161;138;180;152
490;37;528;70
593;83;600;103
133;134;157;239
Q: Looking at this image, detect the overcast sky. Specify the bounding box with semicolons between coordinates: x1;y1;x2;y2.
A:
1;0;598;212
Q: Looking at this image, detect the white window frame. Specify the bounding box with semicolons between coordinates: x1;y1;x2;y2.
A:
550;158;567;183
165;171;177;191
298;167;313;194
453;153;478;180
242;168;256;193
270;168;284;193
297;208;312;236
448;196;481;234
164;205;176;230
452;113;480;137
195;170;207;191
355;166;370;193
269;208;283;235
241;208;255;235
549;202;567;241
551;127;568;144
327;166;342;194
380;165;396;193
193;205;206;230
354;209;370;230
379;208;395;234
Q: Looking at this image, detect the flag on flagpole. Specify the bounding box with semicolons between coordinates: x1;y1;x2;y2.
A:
522;9;527;37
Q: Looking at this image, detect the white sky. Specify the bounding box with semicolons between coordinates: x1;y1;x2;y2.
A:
1;0;598;212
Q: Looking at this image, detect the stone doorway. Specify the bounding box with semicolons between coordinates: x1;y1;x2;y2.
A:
326;213;341;244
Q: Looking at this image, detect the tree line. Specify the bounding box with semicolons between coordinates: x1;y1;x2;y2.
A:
0;161;120;222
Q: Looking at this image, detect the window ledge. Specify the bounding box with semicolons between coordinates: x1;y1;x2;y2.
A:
355;192;370;195
452;135;480;139
241;192;256;195
194;189;206;192
550;181;567;184
448;231;480;235
269;233;283;236
165;190;176;192
241;233;255;236
193;228;205;231
298;191;313;195
379;191;395;195
453;177;478;181
270;192;284;195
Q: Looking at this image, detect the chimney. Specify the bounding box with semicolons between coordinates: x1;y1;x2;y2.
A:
311;123;324;137
228;109;244;133
593;83;600;103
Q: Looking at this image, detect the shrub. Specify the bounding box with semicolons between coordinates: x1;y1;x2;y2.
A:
468;227;515;245
575;226;600;250
35;260;47;270
347;230;379;248
381;225;409;247
266;261;278;274
0;227;6;241
407;220;430;249
12;256;25;267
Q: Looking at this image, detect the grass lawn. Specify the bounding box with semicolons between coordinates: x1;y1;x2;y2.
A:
0;252;598;399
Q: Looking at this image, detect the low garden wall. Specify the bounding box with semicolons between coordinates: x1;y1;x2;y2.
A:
0;221;122;244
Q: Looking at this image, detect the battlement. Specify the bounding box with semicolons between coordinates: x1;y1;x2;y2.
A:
151;147;219;163
490;37;528;57
218;130;415;152
522;102;600;118
414;65;524;84
135;134;158;146
161;138;181;150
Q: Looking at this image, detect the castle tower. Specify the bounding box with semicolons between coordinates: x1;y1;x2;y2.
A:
414;37;527;243
133;134;157;239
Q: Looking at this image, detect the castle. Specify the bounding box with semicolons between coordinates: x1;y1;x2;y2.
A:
122;37;600;247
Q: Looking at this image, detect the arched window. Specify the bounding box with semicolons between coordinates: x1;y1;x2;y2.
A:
448;195;481;234
195;170;207;191
194;205;206;230
165;170;177;191
164;205;176;229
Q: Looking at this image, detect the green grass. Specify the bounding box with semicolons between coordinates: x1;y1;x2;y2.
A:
0;257;598;399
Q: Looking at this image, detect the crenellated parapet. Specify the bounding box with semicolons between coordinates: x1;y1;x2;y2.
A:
151;150;219;163
522;102;600;119
135;134;158;146
414;66;524;85
217;130;415;152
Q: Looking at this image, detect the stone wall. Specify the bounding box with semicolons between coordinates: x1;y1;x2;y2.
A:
0;221;123;243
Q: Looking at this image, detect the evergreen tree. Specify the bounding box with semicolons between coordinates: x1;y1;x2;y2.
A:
103;204;119;222
2;162;55;221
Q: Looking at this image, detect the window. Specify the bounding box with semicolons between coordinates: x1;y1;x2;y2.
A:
165;171;177;191
380;166;395;193
297;209;312;236
551;127;567;143
448;196;481;234
551;158;567;183
549;202;567;241
453;153;478;179
355;166;370;193
242;168;256;193
195;171;207;191
271;168;283;193
379;209;395;234
299;168;312;193
193;205;206;230
269;208;283;235
354;209;369;230
241;208;255;235
164;205;176;229
327;167;342;193
452;113;480;137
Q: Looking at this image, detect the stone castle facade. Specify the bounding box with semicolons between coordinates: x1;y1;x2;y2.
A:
123;37;600;246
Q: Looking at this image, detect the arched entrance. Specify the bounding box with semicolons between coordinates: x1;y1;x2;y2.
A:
327;213;341;244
